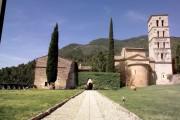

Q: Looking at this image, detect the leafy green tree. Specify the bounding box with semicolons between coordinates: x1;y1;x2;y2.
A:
0;60;35;85
91;52;107;72
46;24;59;88
97;52;107;72
107;18;115;72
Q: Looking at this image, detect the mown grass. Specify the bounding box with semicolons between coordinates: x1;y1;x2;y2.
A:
0;90;82;120
78;72;120;89
99;85;180;120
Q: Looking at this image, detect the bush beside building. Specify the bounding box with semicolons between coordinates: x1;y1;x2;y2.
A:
78;72;120;89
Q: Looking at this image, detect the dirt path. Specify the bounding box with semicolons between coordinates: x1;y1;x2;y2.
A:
43;91;141;120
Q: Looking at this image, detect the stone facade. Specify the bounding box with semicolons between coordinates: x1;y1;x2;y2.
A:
148;15;172;84
34;56;76;89
116;48;155;87
116;14;174;87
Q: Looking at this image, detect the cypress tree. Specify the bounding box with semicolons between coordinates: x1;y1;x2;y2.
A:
176;44;180;73
176;44;180;57
73;62;79;86
0;0;7;43
46;24;59;88
107;18;115;72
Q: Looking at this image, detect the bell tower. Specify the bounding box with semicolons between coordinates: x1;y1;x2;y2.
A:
148;14;172;84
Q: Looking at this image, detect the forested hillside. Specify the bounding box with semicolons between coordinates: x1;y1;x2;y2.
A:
59;35;180;65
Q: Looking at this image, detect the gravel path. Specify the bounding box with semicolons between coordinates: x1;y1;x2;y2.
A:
43;91;141;120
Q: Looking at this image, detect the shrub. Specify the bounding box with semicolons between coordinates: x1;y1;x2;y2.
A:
78;72;120;90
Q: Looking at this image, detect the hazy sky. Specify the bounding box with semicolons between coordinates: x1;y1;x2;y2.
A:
0;0;180;68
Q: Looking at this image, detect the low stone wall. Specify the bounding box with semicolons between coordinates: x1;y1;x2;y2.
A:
0;84;32;90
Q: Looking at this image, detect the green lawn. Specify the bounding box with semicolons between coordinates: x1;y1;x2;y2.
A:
78;72;120;89
99;85;180;120
0;90;82;120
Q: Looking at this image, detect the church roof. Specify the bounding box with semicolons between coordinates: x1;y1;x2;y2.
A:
35;55;73;68
124;47;146;51
125;54;149;61
35;55;73;63
114;56;123;60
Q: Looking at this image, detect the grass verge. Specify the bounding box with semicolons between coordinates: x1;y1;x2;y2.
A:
0;89;82;120
99;85;180;120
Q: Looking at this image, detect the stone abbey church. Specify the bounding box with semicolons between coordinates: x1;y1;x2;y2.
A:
34;14;175;89
115;14;174;87
34;56;77;89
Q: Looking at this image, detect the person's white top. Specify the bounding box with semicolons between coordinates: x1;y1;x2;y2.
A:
87;79;93;85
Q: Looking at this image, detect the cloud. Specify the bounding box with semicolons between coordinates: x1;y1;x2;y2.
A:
125;10;146;22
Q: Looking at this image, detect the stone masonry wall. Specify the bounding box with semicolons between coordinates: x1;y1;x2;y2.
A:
34;56;75;89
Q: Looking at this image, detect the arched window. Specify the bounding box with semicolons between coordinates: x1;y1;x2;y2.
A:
161;53;163;60
157;31;159;37
162;20;164;26
157;42;160;48
156;20;159;26
163;42;165;48
163;31;165;37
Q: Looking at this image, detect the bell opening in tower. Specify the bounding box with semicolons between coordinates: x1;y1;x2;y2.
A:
156;20;159;26
162;20;164;26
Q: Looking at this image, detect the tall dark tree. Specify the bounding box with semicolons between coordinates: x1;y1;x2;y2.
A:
176;44;180;57
73;62;79;86
46;24;59;88
0;0;7;43
176;44;180;73
107;18;115;72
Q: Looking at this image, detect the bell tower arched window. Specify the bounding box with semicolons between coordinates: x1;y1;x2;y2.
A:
161;53;163;60
156;20;159;26
162;20;164;26
157;42;160;48
157;31;159;37
163;31;165;37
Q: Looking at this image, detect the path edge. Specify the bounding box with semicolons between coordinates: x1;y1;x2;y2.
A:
97;91;143;120
29;90;84;120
